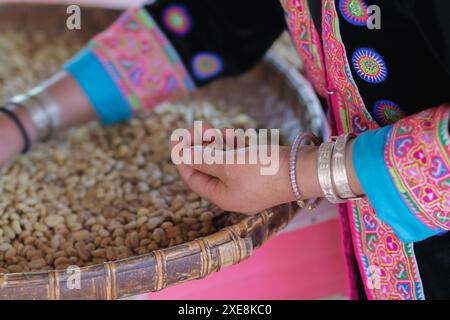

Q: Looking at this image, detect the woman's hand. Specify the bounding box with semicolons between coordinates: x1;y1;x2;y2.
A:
174;144;295;214
170;123;325;214
170;124;364;215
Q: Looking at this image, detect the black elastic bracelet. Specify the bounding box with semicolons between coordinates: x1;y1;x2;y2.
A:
0;105;31;154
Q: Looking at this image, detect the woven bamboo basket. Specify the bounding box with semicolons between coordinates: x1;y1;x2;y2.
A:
0;4;327;299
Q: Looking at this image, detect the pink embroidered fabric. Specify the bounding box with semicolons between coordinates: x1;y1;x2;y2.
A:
386;106;450;231
90;8;195;113
320;1;378;134
284;0;328;98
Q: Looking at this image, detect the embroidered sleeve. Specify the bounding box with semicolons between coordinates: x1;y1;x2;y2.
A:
64;0;285;125
352;105;450;243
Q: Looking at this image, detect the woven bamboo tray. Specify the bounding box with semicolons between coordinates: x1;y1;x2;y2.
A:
0;4;326;299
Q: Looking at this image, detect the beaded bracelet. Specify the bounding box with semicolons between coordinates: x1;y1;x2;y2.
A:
289;132;321;209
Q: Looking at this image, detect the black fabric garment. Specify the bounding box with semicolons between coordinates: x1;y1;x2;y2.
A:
308;0;323;36
337;0;450;123
414;231;450;300
336;0;450;299
144;0;286;86
353;258;368;300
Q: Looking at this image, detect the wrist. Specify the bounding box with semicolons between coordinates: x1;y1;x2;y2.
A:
296;145;322;200
14;106;39;143
275;146;297;204
0;109;36;165
282;144;323;204
345;138;364;196
46;72;97;129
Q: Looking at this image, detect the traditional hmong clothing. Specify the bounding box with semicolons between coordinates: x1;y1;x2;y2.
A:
65;0;450;299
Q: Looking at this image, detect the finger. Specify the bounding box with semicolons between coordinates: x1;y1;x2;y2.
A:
176;160;224;202
188;121;215;146
220;128;236;149
185;145;226;178
221;128;252;149
169;130;192;164
169;122;216;160
169;125;194;158
203;127;241;149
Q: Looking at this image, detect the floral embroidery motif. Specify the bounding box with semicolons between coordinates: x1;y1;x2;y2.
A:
386;106;450;230
90;8;195;112
352;48;388;84
339;0;369;26
373;100;406;126
284;0;328;97
191;52;224;80
162;4;192;36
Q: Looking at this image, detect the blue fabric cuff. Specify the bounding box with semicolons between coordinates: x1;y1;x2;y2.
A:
352;127;438;243
64;49;133;125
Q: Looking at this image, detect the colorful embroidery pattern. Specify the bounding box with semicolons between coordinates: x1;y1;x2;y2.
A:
162;4;192;36
386;106;450;231
339;0;369;26
323;0;423;300
348;199;425;300
373;100;406;126
284;0;424;299
191;52;224;80
284;0;328;97
90;8;195;112
321;1;378;134
352;48;388;84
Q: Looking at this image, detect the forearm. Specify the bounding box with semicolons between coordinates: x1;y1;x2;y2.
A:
0;72;97;166
46;72;98;130
0;109;34;165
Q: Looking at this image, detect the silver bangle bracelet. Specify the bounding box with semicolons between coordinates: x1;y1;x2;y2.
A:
289;132;321;209
332;133;361;200
9;74;62;141
317;142;346;204
10;93;52;141
332;134;360;200
29;86;61;134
